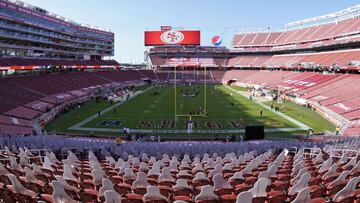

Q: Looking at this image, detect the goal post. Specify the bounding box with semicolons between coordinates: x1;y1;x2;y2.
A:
173;65;207;120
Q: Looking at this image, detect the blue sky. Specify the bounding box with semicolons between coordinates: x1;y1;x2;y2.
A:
23;0;360;63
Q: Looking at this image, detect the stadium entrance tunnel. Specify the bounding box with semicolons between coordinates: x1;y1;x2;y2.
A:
143;79;154;85
227;79;237;85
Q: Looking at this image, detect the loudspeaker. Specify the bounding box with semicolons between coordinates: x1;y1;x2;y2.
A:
244;125;265;141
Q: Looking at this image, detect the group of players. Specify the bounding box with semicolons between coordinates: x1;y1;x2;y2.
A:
180;84;200;97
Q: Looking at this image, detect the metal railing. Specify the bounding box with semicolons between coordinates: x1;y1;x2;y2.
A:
0;148;51;162
303;147;322;157
330;148;359;159
288;147;298;155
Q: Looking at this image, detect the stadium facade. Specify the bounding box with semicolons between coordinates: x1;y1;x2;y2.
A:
0;0;117;71
149;4;360;71
0;0;114;59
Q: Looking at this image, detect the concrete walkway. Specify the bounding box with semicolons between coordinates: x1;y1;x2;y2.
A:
225;86;310;130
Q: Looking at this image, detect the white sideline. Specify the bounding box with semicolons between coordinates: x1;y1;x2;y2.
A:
224;86;310;130
68;85;310;134
69;86;155;130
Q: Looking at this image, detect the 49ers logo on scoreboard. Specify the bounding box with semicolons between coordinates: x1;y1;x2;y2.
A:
160;31;184;44
144;30;200;46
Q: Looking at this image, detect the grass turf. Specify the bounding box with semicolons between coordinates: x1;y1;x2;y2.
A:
264;100;336;133
46;99;113;135
45;85;335;138
81;85;297;129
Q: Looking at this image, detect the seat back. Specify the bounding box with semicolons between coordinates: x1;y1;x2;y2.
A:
333;177;360;202
177;170;190;177
55;175;79;192
63;164;77;182
323;164;338;180
173;179;191;190
99;178;115;196
123;168;136;180
148;162;161;176
343;158;356;169
229;171;244;181
195;185;218;201
193;172;208;182
51;181;77;203
92;170;105;185
258;171;269;179
248;177;270;198
106;156;117;166
133;172;150;189
32;163;44;175
50;152;59;163
314;152;324;164
291;162;304;177
349;160;360;176
319;158;333;173
115;158;124;169
266;165;278;178
9;156;21;171
235;191;253;203
24;148;34;157
213;174;232;190
119;162;130;174
139;162;149;172
104;190;122;203
68;151;80;163
291;168;307;185
143;186;168;202
24;166;37;182
208;164;222;177
289;173;310;195
8;174;28;194
158;167;174;182
291;187;311;203
193;164;204;173
328;170;349;189
205;158;215;169
43;156;53;171
0;162;10;175
222;163;232;171
19;149;29;165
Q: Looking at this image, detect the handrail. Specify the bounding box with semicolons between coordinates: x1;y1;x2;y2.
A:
289;147;298;155
0;148;51;162
303;147;321;157
330;149;359;159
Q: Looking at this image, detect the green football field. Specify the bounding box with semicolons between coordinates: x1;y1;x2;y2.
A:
45;84;335;138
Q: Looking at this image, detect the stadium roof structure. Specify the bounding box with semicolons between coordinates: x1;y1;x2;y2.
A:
5;0;112;33
235;4;360;34
286;4;360;30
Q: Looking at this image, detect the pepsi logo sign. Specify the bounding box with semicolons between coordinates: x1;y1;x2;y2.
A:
160;31;184;44
212;35;222;46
